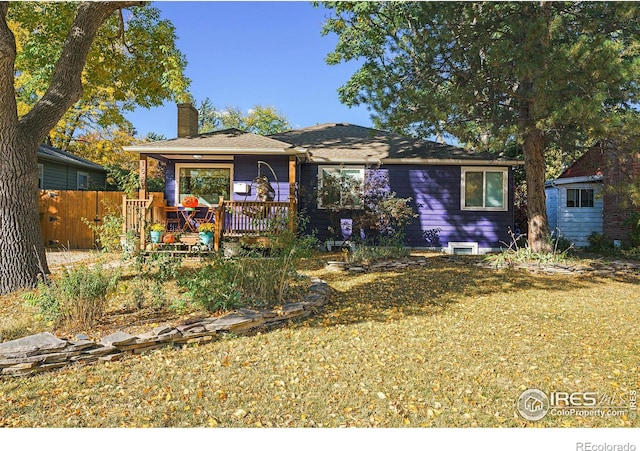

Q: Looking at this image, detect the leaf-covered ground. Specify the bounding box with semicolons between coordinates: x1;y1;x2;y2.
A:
0;254;638;427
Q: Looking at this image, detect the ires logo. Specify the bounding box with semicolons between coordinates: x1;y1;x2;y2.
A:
550;392;598;407
517;389;617;421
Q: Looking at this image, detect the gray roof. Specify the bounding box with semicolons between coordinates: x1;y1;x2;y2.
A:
270;123;523;165
37;144;105;172
124;128;301;154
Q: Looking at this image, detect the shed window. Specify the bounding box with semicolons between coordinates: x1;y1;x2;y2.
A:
566;188;594;208
461;167;508;211
318;166;365;209
77;172;89;190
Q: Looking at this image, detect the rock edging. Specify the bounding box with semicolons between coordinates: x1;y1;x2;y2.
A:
326;255;430;273
0;278;330;378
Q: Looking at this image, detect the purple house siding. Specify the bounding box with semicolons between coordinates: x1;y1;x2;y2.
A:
232;155;293;202
164;160;176;205
163;156;294;206
299;163;515;249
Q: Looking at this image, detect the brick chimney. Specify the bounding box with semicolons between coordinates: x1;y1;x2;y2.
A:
177;103;199;138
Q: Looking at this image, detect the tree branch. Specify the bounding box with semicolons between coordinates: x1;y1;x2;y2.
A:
0;2;18;132
18;1;143;144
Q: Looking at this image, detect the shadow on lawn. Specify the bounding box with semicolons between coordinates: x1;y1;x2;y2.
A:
301;255;633;328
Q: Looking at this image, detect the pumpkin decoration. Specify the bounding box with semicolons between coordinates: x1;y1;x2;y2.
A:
181;196;199;209
162;233;176;244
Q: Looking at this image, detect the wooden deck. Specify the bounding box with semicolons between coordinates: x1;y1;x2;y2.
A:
123;197;297;252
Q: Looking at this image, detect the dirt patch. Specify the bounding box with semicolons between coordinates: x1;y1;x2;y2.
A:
45;250;103;270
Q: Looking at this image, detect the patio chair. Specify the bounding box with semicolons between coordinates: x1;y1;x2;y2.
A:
164;206;182;232
194;206;216;228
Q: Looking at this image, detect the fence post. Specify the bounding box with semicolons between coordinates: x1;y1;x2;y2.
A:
214;197;224;252
122;195;127;235
288;193;297;234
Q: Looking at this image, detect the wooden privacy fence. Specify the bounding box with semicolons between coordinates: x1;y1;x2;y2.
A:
39;190;165;249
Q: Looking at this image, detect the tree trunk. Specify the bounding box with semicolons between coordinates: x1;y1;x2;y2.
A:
0;2;143;294
523;127;552;252
0;135;49;294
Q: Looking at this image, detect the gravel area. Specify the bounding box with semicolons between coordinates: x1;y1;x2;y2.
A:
45;250;102;270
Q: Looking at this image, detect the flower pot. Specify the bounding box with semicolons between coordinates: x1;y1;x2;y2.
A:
163;233;176;244
150;230;163;244
199;231;213;246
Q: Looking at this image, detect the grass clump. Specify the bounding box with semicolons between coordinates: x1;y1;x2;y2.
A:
486;229;574;268
24;264;120;329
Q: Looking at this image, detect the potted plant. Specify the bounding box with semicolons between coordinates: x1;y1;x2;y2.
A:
181;195;199;209
149;223;165;243
198;222;215;246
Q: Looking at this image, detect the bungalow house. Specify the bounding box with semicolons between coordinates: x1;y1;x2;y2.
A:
545;143;640;247
123;104;523;253
37;144;107;191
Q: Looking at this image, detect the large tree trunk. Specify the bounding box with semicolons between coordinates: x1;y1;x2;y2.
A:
0;2;142;295
0;136;49;294
523;127;551;252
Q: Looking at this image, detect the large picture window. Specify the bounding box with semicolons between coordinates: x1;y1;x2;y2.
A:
566;188;594;208
318;166;365;209
176;164;232;206
461;167;508;211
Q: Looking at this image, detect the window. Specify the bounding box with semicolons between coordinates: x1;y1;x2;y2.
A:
461;167;508;211
38;164;44;189
566;188;594;208
175;164;232;206
318;166;365;209
77;172;89;190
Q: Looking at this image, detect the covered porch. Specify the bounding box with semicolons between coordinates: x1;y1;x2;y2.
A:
121;108;306;252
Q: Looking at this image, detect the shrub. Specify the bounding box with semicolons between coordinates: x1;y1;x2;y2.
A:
621;247;640;261
180;228;316;313
587;232;613;252
133;252;184;281
348;232;410;264
82;202;124;252
25;264;120;329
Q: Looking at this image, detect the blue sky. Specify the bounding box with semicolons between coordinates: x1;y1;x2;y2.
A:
126;1;374;138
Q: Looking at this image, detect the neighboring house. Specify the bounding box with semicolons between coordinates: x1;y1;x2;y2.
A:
37;144;107;190
124;104;523;253
545;143;640;247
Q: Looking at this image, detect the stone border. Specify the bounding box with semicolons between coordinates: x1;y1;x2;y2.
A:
476;258;640;276
0;278;330;377
326;255;430;273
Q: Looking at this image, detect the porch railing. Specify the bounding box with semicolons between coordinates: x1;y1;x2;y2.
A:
122;195;296;251
122;195;154;250
214;197;297;251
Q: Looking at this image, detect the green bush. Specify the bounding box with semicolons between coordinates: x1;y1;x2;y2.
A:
587;232;613;252
621;247;640;261
25;264;120;328
347;232;410;264
179;229;316;313
133;252;184;281
81;202;124;252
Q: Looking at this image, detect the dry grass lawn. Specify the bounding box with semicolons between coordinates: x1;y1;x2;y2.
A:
0;253;638;427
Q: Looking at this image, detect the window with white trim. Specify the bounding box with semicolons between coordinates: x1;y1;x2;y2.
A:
461;167;508;211
566;188;594;208
317;166;365;209
77;172;89;190
175;163;232;206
